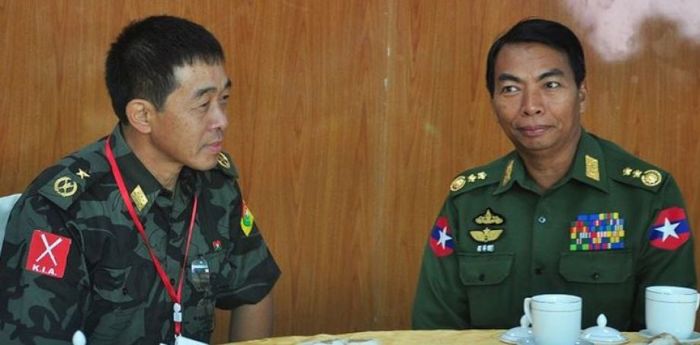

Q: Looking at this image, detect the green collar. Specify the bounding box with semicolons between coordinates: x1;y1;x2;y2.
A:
110;125;199;214
493;130;609;195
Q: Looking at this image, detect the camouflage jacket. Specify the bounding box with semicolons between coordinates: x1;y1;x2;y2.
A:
0;125;280;345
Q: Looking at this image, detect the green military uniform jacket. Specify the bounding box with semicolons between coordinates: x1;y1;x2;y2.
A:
0;126;280;345
412;131;696;331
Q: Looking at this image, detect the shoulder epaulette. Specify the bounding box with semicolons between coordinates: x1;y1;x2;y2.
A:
36;143;110;210
448;160;503;197
602;141;667;193
212;152;239;178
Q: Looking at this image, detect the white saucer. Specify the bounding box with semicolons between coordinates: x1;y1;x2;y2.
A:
639;329;700;344
500;327;532;344
515;337;593;345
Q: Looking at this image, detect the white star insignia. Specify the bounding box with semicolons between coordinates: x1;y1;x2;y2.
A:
76;168;90;179
436;227;452;249
654;217;680;241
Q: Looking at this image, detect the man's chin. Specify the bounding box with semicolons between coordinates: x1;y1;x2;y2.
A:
187;159;219;171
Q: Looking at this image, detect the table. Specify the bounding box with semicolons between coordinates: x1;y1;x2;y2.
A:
228;329;649;345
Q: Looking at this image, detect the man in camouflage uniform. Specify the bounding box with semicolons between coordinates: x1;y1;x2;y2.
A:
0;16;280;344
412;19;696;331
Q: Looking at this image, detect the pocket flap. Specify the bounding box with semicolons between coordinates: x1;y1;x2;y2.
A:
458;252;514;286
559;250;633;283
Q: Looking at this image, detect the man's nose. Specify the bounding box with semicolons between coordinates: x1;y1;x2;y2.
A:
210;103;229;131
522;88;543;116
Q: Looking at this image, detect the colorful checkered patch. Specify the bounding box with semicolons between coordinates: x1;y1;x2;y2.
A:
570;213;625;251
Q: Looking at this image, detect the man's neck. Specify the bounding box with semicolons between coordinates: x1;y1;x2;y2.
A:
518;130;582;192
122;125;181;191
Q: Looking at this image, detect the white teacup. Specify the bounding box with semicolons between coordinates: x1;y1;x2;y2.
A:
523;294;582;345
646;286;699;339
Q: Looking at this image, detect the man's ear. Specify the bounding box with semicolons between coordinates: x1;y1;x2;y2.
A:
125;99;155;134
578;82;588;114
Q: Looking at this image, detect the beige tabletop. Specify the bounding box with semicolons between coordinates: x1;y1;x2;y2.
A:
228;329;650;345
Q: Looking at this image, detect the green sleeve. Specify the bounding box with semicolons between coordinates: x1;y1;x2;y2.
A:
412;198;469;329
214;184;280;309
633;175;697;329
0;194;90;345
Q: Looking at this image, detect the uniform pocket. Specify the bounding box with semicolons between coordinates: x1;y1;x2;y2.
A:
458;252;514;286
559;250;633;284
457;252;516;327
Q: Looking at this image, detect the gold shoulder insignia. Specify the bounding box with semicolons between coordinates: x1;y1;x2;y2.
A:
450;176;466;192
620;166;663;187
641;169;662;187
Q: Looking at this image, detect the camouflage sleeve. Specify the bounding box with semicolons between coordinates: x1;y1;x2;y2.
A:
0;194;89;345
214;183;280;309
411;197;469;329
633;174;697;329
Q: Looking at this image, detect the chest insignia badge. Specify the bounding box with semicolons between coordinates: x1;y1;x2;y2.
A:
470;208;505;252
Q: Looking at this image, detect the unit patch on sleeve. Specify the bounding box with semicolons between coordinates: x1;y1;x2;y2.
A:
570;213;625;251
240;200;255;236
429;216;454;257
649;207;690;250
24;230;72;278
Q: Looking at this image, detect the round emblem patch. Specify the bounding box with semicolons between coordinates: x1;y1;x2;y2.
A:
450;176;466;192
641;170;662;187
53;176;78;197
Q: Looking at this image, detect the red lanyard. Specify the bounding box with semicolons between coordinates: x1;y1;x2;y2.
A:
104;138;197;336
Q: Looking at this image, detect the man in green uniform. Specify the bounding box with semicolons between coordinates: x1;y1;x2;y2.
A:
0;16;280;344
412;18;696;331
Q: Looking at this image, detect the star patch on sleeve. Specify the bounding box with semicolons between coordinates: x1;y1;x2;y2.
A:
429;216;454;257
649;207;691;251
24;230;72;278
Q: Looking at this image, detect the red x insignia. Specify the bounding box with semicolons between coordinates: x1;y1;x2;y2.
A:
25;230;72;278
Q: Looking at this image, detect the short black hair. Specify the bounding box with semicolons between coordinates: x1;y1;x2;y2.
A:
105;15;225;122
485;18;585;97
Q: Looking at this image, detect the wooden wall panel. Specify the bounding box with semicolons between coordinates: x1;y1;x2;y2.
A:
222;0;389;336
1;1;699;344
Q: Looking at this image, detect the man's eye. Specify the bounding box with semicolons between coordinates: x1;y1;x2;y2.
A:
545;81;561;89
501;85;518;93
199;101;210;109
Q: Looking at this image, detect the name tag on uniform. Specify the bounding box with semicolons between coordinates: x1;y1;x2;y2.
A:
175;335;207;345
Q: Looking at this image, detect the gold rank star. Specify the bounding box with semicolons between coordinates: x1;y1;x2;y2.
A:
632;170;642;178
76;168;91;180
468;174;477;182
622;167;633;176
476;172;487;180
